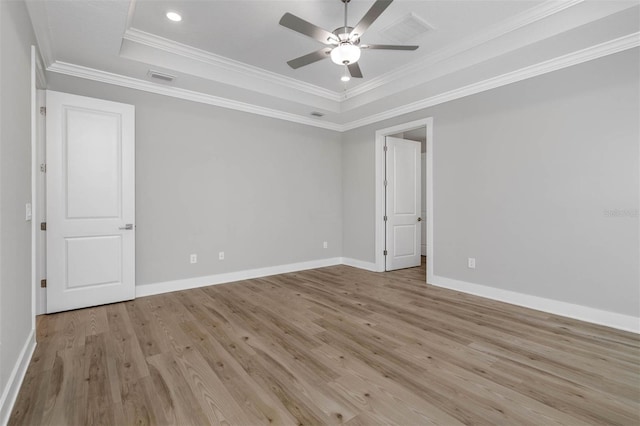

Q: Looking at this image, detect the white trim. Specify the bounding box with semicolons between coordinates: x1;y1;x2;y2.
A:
30;46;37;331
375;118;434;274
124;1;585;104
136;258;343;297
344;0;585;99
132;254;640;333
46;62;343;132
35;90;46;316
123;28;341;102
340;257;378;272
0;331;36;425
425;126;434;285
343;32;640;131
47;34;638;133
429;275;640;334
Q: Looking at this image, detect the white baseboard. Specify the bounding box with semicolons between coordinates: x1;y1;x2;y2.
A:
340;257;379;272
0;330;36;425
429;274;640;334
136;257;343;297
136;258;638;334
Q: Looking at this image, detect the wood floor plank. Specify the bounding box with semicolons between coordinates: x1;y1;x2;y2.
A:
84;333;117;425
39;346;88;426
146;352;212;425
178;320;300;425
10;259;640;425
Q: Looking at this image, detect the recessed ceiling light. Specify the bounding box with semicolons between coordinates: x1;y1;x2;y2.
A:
166;11;182;22
341;75;351;82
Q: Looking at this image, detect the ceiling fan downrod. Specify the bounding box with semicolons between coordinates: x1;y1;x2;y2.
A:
343;0;350;38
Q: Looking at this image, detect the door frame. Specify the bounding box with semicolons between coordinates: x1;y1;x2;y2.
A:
31;46;46;317
374;117;433;283
44;91;136;313
384;136;422;271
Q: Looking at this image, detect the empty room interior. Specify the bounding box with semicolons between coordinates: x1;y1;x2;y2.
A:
1;0;639;424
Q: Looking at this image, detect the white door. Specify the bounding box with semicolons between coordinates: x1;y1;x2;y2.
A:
385;136;421;271
46;90;135;313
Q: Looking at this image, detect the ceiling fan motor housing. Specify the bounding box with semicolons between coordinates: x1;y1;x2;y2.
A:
332;26;360;43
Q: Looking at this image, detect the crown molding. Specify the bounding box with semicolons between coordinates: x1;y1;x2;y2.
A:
122;1;585;108
342;32;640;131
123;28;342;103
46;32;638;133
344;0;585;99
47;61;343;131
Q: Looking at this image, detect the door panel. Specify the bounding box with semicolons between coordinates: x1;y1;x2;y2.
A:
46;90;135;313
65;236;122;288
385;137;421;271
394;225;417;256
65;108;122;218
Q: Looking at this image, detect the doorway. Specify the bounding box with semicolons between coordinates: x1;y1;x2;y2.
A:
35;91;137;314
384;136;421;271
374;118;433;280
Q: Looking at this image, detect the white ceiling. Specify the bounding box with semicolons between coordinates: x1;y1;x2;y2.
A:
26;0;640;130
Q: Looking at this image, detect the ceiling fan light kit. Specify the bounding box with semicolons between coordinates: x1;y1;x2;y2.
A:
280;0;419;80
330;43;361;65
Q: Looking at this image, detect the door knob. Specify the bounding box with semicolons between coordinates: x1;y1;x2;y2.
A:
119;224;134;230
417;217;422;222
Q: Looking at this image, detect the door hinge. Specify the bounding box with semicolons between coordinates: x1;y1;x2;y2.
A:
40;163;46;173
40;222;46;231
383;215;388;221
40;279;47;288
383;180;388;187
40;106;46;116
383;250;388;256
383;145;387;152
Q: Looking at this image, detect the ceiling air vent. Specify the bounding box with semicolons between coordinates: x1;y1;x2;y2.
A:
310;112;325;118
147;70;176;82
379;12;434;44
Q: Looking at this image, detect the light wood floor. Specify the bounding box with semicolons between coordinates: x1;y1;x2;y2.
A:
10;259;640;425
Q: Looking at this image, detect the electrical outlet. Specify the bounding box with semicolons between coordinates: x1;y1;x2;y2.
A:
323;241;328;249
190;254;197;264
468;257;476;269
219;251;225;260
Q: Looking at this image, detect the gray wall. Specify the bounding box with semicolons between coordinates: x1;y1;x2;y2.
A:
342;48;639;317
46;74;343;286
0;0;36;415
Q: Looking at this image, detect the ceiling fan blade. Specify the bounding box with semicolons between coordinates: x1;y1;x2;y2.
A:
287;48;332;69
279;13;339;45
349;0;393;40
361;44;419;50
347;62;363;79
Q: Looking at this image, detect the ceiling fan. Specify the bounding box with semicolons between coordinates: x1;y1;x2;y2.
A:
279;0;418;80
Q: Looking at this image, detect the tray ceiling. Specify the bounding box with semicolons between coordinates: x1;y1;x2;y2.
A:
26;0;640;130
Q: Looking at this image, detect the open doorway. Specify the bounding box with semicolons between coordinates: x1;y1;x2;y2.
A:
384;135;422;271
374;118;433;281
389;128;427;260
